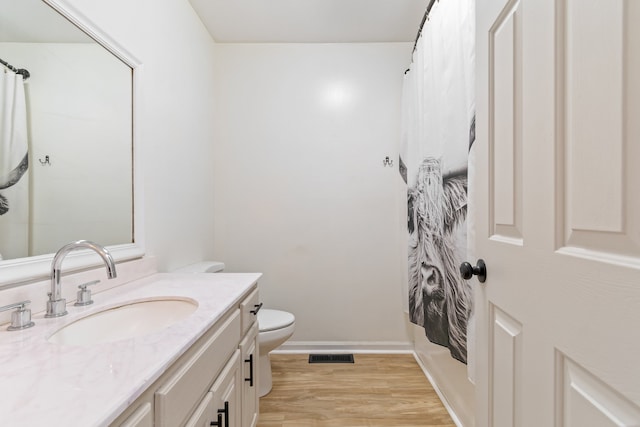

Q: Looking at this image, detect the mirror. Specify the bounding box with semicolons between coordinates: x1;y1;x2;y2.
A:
0;0;142;286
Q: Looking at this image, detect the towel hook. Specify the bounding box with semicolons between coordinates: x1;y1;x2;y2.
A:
383;156;394;167
39;155;51;166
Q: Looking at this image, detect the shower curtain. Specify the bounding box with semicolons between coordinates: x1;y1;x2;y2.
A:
401;0;475;365
0;68;30;260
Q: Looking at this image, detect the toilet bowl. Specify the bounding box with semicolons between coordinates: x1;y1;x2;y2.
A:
257;309;295;397
172;261;295;397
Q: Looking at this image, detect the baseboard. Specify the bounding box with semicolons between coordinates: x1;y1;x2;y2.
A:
273;340;414;354
413;353;466;427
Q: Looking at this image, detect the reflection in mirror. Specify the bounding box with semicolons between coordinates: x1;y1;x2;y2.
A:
0;0;133;262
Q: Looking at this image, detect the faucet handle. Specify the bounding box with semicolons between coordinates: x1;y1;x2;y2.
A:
0;300;35;331
74;280;100;307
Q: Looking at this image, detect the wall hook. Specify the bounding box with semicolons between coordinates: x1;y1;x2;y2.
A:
39;155;51;166
383;156;394;167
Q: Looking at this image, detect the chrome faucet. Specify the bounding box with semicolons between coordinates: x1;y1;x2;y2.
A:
45;240;117;318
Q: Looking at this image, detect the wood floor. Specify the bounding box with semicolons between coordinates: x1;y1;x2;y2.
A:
257;354;457;427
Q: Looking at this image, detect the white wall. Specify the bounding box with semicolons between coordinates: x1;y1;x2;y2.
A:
63;0;218;270
24;1;413;346
213;43;411;344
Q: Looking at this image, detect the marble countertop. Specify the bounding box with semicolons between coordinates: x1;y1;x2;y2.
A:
0;272;261;427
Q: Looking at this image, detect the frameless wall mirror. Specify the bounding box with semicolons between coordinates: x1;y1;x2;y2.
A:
0;0;143;287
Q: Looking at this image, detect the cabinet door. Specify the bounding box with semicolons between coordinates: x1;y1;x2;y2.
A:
118;403;152;427
155;310;241;427
240;323;259;427
211;350;242;427
184;392;215;427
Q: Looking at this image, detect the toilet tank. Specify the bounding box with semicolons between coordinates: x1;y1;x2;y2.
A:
172;261;225;273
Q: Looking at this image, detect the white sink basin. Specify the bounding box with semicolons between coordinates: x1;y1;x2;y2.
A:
48;298;198;346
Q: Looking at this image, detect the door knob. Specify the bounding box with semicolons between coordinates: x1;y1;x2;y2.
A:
460;259;487;283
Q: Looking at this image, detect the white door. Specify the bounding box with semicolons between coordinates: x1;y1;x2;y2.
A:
475;0;640;426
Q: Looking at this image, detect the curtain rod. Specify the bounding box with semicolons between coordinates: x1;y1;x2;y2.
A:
412;0;438;53
405;0;438;74
0;58;30;80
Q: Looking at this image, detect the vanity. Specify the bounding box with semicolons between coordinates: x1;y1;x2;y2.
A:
1;2;261;425
0;270;261;427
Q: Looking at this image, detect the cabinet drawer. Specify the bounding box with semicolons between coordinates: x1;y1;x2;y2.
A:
155;309;241;427
184;392;214;427
118;403;152;427
240;287;260;335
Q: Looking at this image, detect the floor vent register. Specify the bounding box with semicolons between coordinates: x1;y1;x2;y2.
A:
308;354;355;364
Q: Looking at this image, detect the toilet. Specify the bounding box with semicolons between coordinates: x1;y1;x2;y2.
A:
173;261;296;397
256;308;295;396
172;261;226;274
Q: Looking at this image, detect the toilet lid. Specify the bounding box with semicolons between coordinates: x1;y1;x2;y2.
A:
258;309;295;332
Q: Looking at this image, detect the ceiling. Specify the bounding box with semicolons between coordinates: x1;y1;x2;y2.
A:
188;0;430;43
1;0;429;44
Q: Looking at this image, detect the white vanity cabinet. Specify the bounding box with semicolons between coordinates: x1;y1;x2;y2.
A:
185;351;242;427
110;284;260;427
240;323;259;427
239;287;260;427
209;350;242;426
118;403;153;427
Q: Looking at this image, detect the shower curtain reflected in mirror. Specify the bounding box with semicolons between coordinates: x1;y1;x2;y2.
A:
0;69;30;260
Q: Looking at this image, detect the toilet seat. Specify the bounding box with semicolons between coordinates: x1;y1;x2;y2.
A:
258;309;295;332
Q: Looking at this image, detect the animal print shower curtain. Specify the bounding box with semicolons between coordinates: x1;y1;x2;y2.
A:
400;0;475;364
0;68;30;260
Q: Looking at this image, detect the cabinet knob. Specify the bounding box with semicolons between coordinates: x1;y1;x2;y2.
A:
210;401;229;427
250;303;263;315
244;354;254;386
209;412;222;427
